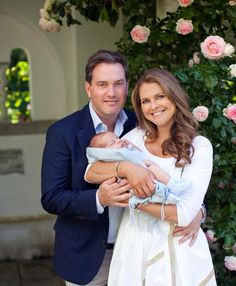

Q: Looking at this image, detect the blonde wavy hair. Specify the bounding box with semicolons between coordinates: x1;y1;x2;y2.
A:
132;68;198;167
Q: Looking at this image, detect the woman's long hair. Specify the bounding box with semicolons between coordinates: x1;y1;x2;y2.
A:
132;68;198;167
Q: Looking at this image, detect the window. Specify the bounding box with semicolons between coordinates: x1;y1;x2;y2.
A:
0;48;31;124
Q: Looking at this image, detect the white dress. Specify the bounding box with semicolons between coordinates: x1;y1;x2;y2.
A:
108;128;217;286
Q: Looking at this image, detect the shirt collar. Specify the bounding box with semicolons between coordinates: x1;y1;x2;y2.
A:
89;101;128;136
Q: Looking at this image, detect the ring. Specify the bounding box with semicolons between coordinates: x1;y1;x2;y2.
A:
130;190;134;196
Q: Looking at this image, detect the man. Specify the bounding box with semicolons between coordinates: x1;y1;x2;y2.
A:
41;50;203;286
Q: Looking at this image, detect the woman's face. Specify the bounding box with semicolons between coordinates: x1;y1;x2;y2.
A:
139;82;176;130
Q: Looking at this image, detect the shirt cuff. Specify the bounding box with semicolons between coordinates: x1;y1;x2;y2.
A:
84;163;92;182
96;190;105;214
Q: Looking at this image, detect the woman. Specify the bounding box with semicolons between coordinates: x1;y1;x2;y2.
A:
87;68;217;285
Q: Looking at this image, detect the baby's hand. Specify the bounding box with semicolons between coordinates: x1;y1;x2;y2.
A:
144;160;170;185
144;160;161;173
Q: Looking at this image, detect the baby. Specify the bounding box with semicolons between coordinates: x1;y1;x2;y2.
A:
86;132;191;218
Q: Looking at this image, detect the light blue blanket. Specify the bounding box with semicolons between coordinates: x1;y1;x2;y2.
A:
86;146;191;210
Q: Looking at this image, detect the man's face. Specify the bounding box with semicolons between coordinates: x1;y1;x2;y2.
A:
85;63;128;122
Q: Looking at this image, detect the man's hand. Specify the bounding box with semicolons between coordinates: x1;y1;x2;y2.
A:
98;177;131;207
173;210;202;246
119;162;155;198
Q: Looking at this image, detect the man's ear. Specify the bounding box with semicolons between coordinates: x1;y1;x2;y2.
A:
85;81;91;99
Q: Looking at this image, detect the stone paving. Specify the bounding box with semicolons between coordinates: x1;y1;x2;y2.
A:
0;258;65;286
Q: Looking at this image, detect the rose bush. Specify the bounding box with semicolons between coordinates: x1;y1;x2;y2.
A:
39;0;124;29
115;1;236;284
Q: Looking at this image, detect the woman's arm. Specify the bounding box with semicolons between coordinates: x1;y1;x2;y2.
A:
135;136;213;226
86;160;155;197
86;161;118;183
137;203;178;223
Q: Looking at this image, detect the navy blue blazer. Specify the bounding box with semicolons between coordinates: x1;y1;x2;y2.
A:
41;104;136;284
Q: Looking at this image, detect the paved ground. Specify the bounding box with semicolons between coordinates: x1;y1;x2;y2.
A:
0;258;65;286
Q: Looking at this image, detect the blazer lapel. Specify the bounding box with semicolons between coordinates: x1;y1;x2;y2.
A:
121;111;136;137
76;105;96;151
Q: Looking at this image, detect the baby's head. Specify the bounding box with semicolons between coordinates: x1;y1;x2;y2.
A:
89;132;128;148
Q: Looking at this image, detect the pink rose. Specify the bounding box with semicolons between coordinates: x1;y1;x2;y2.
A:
177;0;194;7
225;256;236;271
192;106;209;122
229;0;236;6
223;104;236;123
224;43;235;57
176;19;193;35
39;17;61;32
205;230;217;243
130;25;150;43
200;35;226;60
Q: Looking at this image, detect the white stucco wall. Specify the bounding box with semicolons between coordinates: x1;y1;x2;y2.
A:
0;0;124;259
0;135;45;217
157;0;178;19
0;0;124;119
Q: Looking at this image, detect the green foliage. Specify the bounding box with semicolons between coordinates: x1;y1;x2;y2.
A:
5;49;31;123
50;0;124;27
116;0;236;284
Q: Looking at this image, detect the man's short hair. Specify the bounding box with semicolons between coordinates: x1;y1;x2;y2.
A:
85;50;129;83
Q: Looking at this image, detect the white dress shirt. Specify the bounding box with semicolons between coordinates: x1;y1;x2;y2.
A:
89;102;128;243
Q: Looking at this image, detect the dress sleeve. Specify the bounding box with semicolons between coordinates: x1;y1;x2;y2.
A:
176;136;213;226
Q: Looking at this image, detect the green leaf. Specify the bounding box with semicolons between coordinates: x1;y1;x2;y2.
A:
204;75;218;91
175;70;189;83
212;118;222;129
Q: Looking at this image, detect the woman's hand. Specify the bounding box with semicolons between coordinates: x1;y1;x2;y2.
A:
172;210;202;246
118;162;155;198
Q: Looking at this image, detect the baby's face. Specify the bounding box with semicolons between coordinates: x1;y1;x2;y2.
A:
104;133;128;148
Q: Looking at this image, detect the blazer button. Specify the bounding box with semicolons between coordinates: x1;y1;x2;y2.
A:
76;215;86;220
